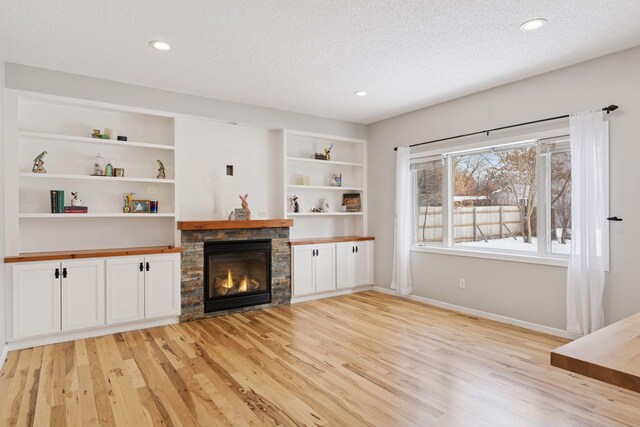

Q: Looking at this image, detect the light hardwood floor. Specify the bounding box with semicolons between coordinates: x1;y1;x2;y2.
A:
1;291;640;426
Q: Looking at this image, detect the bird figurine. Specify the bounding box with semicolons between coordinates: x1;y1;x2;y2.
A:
156;159;166;179
32;151;48;173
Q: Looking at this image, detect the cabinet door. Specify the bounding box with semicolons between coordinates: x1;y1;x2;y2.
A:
144;254;180;319
314;244;336;293
292;245;315;296
62;259;105;331
355;241;375;286
106;257;145;324
12;262;62;339
336;242;356;289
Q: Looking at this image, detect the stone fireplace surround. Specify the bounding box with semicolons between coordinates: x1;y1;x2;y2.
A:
179;220;292;322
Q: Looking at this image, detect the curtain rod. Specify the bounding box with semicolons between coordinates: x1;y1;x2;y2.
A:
393;104;619;151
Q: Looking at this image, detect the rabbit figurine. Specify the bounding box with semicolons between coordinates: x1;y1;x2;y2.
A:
239;193;251;220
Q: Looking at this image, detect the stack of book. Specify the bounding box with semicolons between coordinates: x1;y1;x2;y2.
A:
50;190;64;213
64;206;88;214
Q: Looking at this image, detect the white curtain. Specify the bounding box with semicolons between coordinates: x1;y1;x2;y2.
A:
391;146;413;295
567;110;609;335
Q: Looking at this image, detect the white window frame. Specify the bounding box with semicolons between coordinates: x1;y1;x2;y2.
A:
410;128;571;267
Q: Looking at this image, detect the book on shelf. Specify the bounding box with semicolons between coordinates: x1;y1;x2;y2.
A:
63;206;88;213
50;190;64;213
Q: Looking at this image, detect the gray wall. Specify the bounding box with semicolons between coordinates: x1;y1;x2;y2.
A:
368;46;640;329
0;56;6;348
5;64;366;140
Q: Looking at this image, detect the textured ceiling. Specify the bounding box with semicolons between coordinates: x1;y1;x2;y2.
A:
1;1;640;124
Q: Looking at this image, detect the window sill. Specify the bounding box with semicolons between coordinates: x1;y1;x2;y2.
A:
410;245;568;267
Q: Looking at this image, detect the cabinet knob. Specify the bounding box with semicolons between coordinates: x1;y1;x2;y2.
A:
356;246;359;253
62;267;67;278
54;268;60;279
146;262;150;271
139;262;144;272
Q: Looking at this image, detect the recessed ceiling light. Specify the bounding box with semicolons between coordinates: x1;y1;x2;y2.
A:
354;91;368;97
520;18;547;31
149;40;171;51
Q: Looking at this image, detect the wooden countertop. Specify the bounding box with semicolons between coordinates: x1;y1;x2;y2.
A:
4;245;182;263
551;312;640;393
178;219;294;231
289;236;375;246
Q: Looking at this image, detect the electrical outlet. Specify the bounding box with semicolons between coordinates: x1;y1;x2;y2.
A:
459;279;466;289
259;211;267;218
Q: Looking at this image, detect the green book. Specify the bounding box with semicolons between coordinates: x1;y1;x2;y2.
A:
57;190;64;213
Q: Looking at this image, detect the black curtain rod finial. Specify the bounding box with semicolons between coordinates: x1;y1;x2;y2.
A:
604;104;619;113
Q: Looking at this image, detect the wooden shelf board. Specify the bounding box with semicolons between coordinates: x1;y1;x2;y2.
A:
286;212;363;217
20;130;175;151
178;219;294;231
20;213;175;218
286;157;363;167
19;172;175;184
551;312;640;393
289;236;375;246
5;245;182;263
287;185;363;191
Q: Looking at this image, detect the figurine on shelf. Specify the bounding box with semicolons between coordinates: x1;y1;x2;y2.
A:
70;192;83;207
157;159;166;179
314;143;333;161
239;193;251;220
123;192;134;213
32;151;47;173
324;144;333;161
92;129;102;138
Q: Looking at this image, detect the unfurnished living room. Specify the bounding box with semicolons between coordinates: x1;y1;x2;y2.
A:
0;1;640;426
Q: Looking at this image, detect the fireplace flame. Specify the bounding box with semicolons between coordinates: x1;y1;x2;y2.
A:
239;277;248;292
224;270;234;289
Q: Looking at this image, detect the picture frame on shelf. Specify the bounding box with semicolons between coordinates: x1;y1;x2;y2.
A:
131;200;151;213
342;193;361;212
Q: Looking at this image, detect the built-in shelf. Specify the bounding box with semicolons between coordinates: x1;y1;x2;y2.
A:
286;212;363;217
286;157;363;167
19;131;175;151
19;172;175;184
287;185;363;191
19;213;176;219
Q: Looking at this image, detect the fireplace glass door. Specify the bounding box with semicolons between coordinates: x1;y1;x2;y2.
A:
204;240;271;312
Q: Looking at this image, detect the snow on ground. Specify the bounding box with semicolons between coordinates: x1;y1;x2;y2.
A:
457;236;571;254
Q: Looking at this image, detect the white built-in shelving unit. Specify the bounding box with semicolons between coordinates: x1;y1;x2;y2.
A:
5;90;179;254
283;129;367;239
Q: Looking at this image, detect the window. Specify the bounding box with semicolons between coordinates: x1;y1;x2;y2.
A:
412;158;444;244
412;136;573;258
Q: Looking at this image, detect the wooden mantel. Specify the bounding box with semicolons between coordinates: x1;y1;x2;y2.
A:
177;219;294;231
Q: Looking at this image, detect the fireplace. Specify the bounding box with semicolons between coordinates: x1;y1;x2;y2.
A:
204;239;272;312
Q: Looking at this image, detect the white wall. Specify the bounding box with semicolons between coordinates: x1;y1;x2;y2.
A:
368;46;640;329
178;118;280;220
5;64;366;140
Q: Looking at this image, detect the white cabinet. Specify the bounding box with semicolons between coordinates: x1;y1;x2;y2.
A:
106;257;145;324
12;262;62;339
12;259;106;339
292;240;373;298
354;241;375;286
62;260;105;331
292;246;315;296
106;253;180;324
336;241;375;289
144;254;181;319
292;244;336;296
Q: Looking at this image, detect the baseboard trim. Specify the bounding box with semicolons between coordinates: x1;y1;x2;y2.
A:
372;286;577;339
7;316;180;351
291;286;373;304
0;344;9;371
